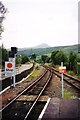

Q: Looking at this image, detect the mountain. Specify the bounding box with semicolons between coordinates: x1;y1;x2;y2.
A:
17;44;78;56
34;43;50;48
18;43;50;51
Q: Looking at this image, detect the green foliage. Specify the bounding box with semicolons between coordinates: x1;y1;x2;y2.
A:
77;53;80;62
46;56;50;63
0;2;7;37
64;90;76;99
51;50;68;65
36;58;42;63
67;70;76;76
21;56;29;64
30;65;40;79
44;63;52;66
17;44;79;74
17;44;78;57
35;64;39;70
1;45;8;66
30;53;36;62
16;57;22;65
69;51;77;71
41;55;50;63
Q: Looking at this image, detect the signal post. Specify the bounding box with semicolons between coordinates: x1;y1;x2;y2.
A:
59;62;66;98
5;47;17;87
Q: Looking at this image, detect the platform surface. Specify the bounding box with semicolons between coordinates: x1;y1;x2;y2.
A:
39;98;80;120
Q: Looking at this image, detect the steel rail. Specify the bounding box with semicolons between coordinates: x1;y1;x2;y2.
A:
52;70;80;90
24;70;52;120
51;67;80;82
43;65;80;91
63;78;80;91
0;70;47;112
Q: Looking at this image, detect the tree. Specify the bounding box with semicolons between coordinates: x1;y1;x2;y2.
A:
30;53;36;61
0;2;7;38
21;56;29;64
1;44;8;66
69;51;77;71
0;2;7;68
36;58;42;64
51;50;59;64
16;56;22;65
41;55;49;63
51;50;68;65
77;53;80;62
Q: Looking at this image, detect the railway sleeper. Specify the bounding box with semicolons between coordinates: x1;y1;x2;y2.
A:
16;95;49;102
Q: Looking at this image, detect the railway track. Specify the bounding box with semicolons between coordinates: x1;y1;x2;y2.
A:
44;65;80;92
1;68;52;120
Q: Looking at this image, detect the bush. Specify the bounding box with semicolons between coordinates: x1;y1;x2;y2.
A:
21;56;29;64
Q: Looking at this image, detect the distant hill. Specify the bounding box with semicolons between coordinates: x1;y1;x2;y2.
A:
18;43;50;51
17;44;78;56
34;43;50;48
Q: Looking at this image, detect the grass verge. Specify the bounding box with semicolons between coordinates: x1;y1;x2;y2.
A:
30;64;40;79
64;89;77;99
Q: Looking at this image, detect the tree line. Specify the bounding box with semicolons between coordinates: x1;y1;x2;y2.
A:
1;45;80;74
37;50;80;73
1;46;36;67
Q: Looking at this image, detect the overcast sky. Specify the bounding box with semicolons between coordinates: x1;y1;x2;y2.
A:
1;0;79;48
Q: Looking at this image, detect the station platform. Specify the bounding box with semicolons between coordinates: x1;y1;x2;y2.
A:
38;98;80;120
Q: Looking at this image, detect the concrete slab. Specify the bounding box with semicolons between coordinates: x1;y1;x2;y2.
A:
40;98;80;120
59;99;79;118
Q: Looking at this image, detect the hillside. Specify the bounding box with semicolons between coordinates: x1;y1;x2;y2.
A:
33;43;50;48
17;44;78;56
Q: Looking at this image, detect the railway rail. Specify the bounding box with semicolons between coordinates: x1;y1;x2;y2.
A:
0;69;47;111
1;67;52;120
44;65;80;92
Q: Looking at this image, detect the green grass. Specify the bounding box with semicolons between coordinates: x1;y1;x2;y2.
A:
44;63;52;66
44;53;51;57
74;74;80;79
30;64;40;79
67;70;80;79
67;71;75;76
64;90;76;99
31;69;39;78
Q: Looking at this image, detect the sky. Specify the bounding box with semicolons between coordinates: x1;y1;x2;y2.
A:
1;0;79;48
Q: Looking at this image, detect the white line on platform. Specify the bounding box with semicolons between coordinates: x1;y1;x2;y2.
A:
15;69;35;85
0;86;10;95
38;98;51;120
